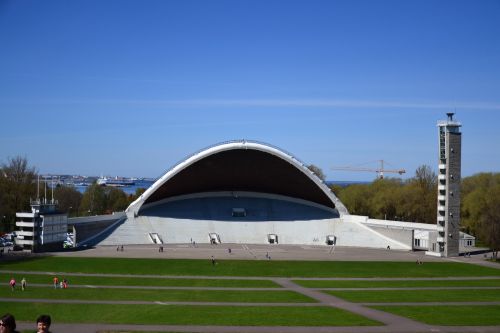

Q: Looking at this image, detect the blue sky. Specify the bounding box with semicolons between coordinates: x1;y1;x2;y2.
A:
1;0;499;181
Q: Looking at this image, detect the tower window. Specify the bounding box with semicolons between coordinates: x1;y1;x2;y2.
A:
232;208;246;217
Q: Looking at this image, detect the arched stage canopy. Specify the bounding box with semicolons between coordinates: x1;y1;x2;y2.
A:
127;140;348;216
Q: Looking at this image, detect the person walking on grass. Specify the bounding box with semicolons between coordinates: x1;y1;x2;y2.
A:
21;278;26;291
8;278;15;291
53;276;58;289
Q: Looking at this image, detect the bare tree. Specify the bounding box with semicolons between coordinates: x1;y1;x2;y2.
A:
0;156;37;231
307;164;326;181
2;156;36;183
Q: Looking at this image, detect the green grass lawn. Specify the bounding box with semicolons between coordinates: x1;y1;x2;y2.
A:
293;278;500;288
3;273;279;288
4;302;381;326
325;289;500;302
372;305;500;325
1;286;314;303
3;256;500;328
2;256;500;277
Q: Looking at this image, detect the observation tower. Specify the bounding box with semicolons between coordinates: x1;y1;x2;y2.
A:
432;113;462;257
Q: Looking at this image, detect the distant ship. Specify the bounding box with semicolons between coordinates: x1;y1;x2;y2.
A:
96;176;135;187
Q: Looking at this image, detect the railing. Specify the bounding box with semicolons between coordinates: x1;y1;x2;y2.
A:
30;199;58;205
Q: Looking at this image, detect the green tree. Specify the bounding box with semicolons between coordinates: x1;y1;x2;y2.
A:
461;173;500;253
369;178;402;220
335;165;435;223
329;184;343;197
79;184;133;215
80;183;106;215
106;187;129;213
338;183;373;216
54;186;83;217
476;184;500;259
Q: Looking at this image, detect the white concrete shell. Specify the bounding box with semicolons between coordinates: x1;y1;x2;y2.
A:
126;140;349;218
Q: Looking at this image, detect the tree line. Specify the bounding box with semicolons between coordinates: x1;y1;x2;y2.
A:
1;157;498;257
330;165;437;224
0;157;144;232
311;164;499;256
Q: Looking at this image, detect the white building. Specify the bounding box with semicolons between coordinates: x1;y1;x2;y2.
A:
16;199;68;252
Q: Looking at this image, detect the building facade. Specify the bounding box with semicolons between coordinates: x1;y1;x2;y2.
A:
427;113;462;257
15;199;68;252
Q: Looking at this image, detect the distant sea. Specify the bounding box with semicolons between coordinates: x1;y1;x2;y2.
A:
75;179;155;195
325;180;371;187
75;180;369;195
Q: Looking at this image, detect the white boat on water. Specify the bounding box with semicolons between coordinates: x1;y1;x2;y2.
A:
97;176;135;187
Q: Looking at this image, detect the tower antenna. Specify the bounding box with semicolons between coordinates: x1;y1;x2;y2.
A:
51;176;54;204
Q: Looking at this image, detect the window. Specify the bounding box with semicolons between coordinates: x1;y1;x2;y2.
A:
232;208;246;217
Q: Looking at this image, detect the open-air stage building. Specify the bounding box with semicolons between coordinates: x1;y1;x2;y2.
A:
97;139;475;256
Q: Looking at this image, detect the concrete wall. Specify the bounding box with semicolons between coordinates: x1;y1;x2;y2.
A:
101;216;337;246
428;231;438;253
73;220;118;244
366;225;413;248
68;212;126;245
69;212;126;225
446;131;461;257
335;215;411;250
99;214;412;250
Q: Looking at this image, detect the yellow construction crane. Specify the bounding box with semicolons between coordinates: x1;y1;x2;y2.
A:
331;160;405;179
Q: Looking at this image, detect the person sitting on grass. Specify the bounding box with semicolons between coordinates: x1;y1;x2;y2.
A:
36;315;52;333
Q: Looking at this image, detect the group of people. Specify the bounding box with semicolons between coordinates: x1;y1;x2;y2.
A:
0;313;51;333
8;277;26;291
9;276;68;291
52;276;68;289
